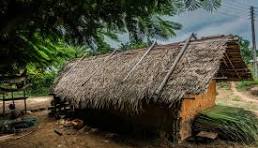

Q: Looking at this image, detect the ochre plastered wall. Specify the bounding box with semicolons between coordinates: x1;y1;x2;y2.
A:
179;80;216;141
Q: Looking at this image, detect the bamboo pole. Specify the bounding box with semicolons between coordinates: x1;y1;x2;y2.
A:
154;33;194;97
122;41;156;82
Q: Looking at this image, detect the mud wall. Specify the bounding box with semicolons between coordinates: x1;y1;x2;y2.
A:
179;80;216;141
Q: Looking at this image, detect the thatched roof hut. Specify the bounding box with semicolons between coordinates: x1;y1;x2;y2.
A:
51;35;251;142
52;35;250;112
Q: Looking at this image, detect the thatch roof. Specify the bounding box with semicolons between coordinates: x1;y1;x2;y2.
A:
52;35;251;113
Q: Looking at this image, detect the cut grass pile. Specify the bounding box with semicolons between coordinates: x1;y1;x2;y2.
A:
193;105;258;144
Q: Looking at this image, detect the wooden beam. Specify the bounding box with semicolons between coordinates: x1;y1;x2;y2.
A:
0;76;26;84
122;41;157;82
224;53;241;79
0;83;31;93
214;77;228;80
183;94;195;99
222;58;229;68
154;33;194;97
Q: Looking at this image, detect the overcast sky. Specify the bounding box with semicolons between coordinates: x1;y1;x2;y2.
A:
110;0;258;49
161;0;258;47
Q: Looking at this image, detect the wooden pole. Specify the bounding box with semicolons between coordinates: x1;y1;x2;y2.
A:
12;91;14;104
23;90;27;113
123;41;156;82
154;33;194;97
3;93;5;116
250;6;257;77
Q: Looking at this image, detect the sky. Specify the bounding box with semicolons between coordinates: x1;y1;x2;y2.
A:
110;0;258;49
161;0;258;47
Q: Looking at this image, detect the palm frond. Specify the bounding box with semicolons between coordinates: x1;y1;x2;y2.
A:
193;105;258;144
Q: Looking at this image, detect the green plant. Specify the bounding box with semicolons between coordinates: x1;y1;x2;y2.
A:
193;105;258;144
0;0;222;73
236;79;258;91
27;64;57;96
217;82;230;90
232;97;241;101
25;39;89;96
120;40;149;51
239;37;253;64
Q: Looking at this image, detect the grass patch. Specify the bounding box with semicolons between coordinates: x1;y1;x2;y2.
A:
28;87;50;96
217;82;230;90
232;97;241;101
193;105;258;144
237;79;258;91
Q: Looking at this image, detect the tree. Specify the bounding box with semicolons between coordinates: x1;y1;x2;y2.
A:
0;0;221;73
239;37;252;64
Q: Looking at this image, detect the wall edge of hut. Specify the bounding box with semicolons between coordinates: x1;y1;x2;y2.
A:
178;80;217;142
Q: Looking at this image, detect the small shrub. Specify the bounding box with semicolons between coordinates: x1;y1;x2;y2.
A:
27;64;57;96
237;79;258;91
217;82;230;90
28;72;56;96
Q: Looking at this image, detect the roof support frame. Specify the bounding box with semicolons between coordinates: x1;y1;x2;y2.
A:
224;52;241;79
154;33;195;98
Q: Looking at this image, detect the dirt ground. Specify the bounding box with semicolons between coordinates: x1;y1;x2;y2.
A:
0;85;258;148
0;111;244;148
216;82;258;115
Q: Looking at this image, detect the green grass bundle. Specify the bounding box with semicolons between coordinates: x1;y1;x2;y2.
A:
193;105;258;144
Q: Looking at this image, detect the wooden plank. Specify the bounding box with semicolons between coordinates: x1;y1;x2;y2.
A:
196;131;218;140
122;41;156;82
0;76;26;84
154;34;194;97
0;83;31;93
214;77;228;80
183;94;195;99
0;96;28;101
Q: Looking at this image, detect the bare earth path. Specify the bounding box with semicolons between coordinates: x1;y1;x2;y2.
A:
216;82;258;115
231;82;258;104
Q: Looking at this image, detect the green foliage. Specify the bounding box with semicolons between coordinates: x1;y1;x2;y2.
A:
26;64;56;96
0;0;222;95
237;79;258;91
25;40;89;96
120;40;149;51
239;37;252;64
0;0;221;72
217;81;230;90
193;105;258;144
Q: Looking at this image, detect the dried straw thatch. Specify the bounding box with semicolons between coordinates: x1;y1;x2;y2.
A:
52;35;251;113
